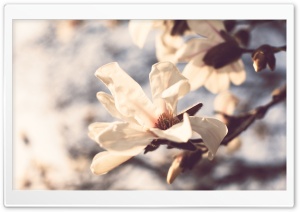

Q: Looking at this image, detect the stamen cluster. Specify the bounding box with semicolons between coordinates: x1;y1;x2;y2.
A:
154;111;180;130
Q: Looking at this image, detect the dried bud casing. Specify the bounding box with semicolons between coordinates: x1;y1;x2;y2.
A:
203;41;244;69
234;29;250;47
252;45;276;72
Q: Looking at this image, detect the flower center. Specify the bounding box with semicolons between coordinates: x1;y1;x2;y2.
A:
154;111;180;130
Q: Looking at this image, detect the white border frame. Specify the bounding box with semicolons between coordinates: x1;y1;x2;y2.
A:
3;3;294;207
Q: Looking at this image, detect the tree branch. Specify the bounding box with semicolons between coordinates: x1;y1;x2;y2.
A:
241;45;286;54
221;84;286;145
179;85;286;171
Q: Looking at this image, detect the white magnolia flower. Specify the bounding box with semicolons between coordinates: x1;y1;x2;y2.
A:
129;20;184;63
176;20;246;94
214;91;241;154
88;61;228;175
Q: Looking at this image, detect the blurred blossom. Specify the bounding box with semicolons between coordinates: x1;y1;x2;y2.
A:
88;61;228;175
167;155;183;184
128;20;186;63
214;91;239;123
226;137;242;154
176;20;246;93
55;20;84;43
214;91;242;154
103;20;122;28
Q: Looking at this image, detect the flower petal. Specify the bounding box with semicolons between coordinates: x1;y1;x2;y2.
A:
150;113;192;143
128;20;154;48
182;55;212;91
189;116;228;160
161;21;184;49
90;151;132;175
187;20;225;43
216;70;230;91
97;122;155;156
175;38;212;62
88;122;111;141
204;69;230;94
97;92;138;124
161;80;190;114
149;61;190;114
214;91;239;115
95;62;157;128
155;32;182;63
155;21;184;63
229;60;246;85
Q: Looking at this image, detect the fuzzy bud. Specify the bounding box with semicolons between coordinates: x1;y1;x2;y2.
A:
271;85;286;101
252;45;276;72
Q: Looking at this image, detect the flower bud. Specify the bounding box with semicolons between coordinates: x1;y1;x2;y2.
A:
271;85;286;101
252;45;276;72
167;155;183;184
203;41;244;69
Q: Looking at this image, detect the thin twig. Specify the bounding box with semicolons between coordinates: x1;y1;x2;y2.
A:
241;45;286;54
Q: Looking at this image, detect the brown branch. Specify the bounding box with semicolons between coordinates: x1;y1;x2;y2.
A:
221;84;286;145
179;84;286;171
241;45;286;54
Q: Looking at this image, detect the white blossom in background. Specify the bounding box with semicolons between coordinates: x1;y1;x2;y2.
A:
214;90;239;121
55;20;84;43
88;61;228;175
214;91;241;154
176;20;246;94
129;20;184;63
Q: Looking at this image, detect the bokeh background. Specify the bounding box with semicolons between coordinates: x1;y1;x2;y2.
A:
13;20;286;190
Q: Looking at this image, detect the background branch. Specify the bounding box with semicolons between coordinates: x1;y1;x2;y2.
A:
179;84;286;171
